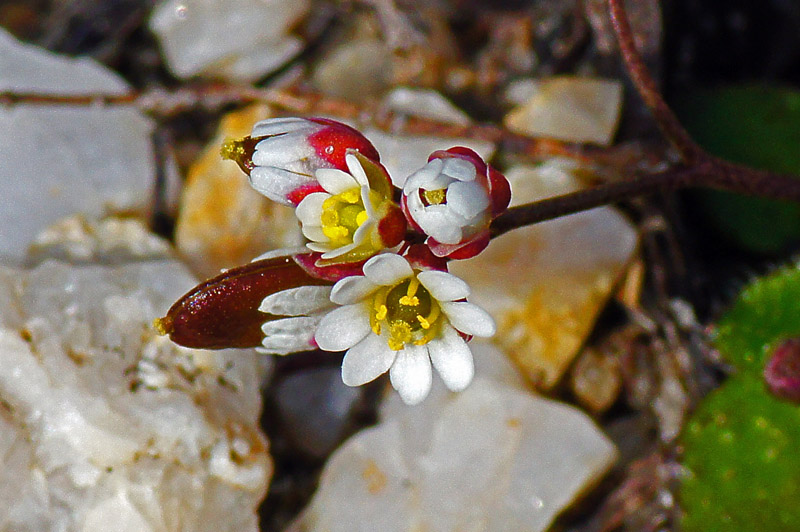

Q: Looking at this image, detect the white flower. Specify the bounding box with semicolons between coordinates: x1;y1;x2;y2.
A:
400;147;511;259
240;117;380;206
403;156;488;244
256;284;335;354
295;151;406;264
314;253;496;405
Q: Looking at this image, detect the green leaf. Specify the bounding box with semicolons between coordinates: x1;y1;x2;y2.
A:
676;85;800;253
715;266;800;375
681;375;800;532
680;265;800;531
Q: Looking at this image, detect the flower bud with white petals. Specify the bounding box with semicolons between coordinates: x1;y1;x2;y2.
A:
401;147;511;260
222;117;380;206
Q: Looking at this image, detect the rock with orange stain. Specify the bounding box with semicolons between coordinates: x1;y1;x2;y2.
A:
175;104;303;278
288;342;617;532
449;159;638;389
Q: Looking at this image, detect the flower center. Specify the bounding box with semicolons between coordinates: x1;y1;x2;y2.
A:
421;188;447;206
369;276;442;350
320;187;369;247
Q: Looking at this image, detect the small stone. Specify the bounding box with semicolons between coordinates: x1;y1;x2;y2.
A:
311;39;391;100
0;27;158;265
0;254;271;532
0;26;128;94
149;0;309;81
383;87;471;126
27;215;172;266
291;342;617;532
175;104;303;278
449;160;638;389
571;347;622;414
273;367;362;458
504;76;624;146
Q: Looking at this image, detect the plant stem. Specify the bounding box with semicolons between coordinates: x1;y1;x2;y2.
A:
607;0;702;162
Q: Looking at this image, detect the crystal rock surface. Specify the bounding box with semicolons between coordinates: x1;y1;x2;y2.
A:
150;0;309;81
288;343;617;532
504;76;623;146
0;27;158;265
0;223;271;532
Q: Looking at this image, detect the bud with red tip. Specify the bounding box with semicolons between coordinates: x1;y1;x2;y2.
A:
400;147;511;260
222;117;380;206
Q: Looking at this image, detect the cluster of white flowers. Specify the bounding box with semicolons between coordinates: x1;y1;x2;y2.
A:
222;117;511;404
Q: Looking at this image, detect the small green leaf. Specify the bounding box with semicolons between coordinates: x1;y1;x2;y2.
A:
680;265;800;531
714;266;800;375
676;85;800;253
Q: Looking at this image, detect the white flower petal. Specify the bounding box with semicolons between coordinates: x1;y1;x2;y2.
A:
307;241;335;253
341;333;397;386
258;316;319;355
440;301;496;337
250;166;313;205
295;192;329;226
249;246;309;262
389;344;433;405
441;157;477;181
259;285;333;316
252;117;313;137
331;275;379;305
402;159;445;193
417;270;470;301
320;240;359;259
363;254;413;285
302;224;327;242
315;304;371;351
414;204;464;244
316;168;358;194
427;324;474;391
350;218;374;247
253;135;313;167
361;184;376;217
345;153;369;186
446;180;490;219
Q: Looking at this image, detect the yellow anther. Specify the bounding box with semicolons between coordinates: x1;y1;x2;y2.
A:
417;315;431;329
422;188;447;205
322;225;349;241
355;210;368;227
399;295;419;306
340;188;361;204
375;304;387;321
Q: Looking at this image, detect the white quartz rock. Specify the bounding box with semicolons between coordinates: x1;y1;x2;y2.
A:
0;258;271;532
290;343;617;532
383;87;471;126
0;27;158;265
0;27;128;94
150;0;309;81
27;215;172;266
504;76;623;146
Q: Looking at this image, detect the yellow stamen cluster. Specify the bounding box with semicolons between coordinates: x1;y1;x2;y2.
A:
320;188;369;247
422;188;447;206
369;276;442;351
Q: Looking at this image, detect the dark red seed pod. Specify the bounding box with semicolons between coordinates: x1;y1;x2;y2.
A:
155;255;331;349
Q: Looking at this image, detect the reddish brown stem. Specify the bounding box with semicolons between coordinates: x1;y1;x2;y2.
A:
607;0;703;162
